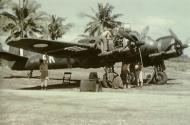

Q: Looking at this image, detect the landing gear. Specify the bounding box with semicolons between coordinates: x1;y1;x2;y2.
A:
102;66;115;88
149;61;168;84
102;66;122;88
153;71;167;84
27;70;33;78
120;71;136;88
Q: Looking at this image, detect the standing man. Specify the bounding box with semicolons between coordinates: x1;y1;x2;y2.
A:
101;27;113;53
120;62;131;88
39;55;49;90
134;62;143;87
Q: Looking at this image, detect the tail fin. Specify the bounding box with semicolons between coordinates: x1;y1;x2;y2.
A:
0;48;28;70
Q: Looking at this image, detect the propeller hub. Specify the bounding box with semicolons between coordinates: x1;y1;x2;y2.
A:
174;40;183;55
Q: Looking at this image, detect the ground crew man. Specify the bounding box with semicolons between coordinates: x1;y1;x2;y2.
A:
39;56;49;90
120;62;131;88
101;27;114;53
134;62;143;87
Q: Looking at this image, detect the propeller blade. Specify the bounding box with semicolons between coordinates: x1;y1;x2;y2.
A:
140;26;149;40
169;29;180;42
118;30;137;42
185;37;190;45
170;29;185;51
127;31;145;47
182;44;188;49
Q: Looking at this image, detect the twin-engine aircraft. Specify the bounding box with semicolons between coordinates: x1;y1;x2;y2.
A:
0;28;188;84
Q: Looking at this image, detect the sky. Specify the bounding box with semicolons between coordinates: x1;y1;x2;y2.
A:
1;0;190;55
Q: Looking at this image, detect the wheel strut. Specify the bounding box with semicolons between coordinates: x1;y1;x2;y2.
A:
27;70;33;78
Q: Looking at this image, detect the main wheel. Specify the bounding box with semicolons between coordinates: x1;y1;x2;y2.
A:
128;72;136;85
153;72;167;84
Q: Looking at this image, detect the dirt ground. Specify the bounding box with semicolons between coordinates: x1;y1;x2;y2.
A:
0;60;190;125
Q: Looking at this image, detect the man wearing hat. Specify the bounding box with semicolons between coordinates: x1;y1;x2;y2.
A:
39;55;49;90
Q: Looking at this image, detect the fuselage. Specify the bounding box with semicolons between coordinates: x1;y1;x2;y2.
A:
10;36;185;70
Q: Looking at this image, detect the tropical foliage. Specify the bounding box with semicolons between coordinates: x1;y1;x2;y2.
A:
0;0;10;10
0;0;47;41
84;3;123;36
47;15;73;40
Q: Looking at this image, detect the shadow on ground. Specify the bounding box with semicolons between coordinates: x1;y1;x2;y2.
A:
18;80;80;90
4;75;179;90
3;75;67;81
3;75;38;79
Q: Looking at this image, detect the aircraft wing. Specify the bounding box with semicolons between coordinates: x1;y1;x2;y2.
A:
0;50;28;61
7;38;99;58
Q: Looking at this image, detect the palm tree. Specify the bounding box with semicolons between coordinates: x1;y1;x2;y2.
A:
0;0;10;10
0;0;47;41
84;2;123;36
47;15;72;40
0;0;10;33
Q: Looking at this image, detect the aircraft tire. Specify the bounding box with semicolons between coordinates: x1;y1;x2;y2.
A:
128;72;136;85
154;71;167;84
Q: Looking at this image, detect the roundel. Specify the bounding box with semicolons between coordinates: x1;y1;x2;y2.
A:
33;43;48;48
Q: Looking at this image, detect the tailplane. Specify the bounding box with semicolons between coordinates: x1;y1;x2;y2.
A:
0;48;28;70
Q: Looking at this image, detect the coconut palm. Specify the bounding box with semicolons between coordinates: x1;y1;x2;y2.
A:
84;3;123;36
0;0;47;41
0;0;10;33
0;0;10;10
47;15;73;40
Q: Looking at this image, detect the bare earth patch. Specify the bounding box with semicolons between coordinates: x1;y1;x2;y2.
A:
0;61;190;125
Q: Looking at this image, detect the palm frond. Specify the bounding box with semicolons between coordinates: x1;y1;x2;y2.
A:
111;14;123;19
83;13;97;20
0;12;17;22
0;0;11;9
1;0;46;39
47;14;73;40
84;2;123;36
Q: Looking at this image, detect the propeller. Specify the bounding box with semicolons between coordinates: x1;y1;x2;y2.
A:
185;38;190;48
168;29;185;55
121;26;149;48
169;29;180;42
140;26;149;42
115;26;149;69
116;26;150;66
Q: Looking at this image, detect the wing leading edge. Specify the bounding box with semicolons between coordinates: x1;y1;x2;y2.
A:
7;38;98;58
